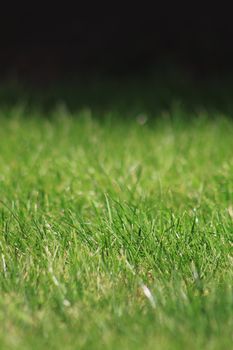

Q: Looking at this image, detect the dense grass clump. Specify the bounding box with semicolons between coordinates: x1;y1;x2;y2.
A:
0;105;232;349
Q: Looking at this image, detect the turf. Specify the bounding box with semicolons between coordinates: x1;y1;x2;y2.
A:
0;104;232;349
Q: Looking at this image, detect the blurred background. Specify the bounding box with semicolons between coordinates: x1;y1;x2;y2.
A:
0;3;233;112
1;3;233;81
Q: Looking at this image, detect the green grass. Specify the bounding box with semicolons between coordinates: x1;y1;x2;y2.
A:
0;104;232;349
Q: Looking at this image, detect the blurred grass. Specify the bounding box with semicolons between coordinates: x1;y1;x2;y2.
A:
0;82;232;349
1;73;233;116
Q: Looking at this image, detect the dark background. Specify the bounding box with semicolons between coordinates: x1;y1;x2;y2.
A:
0;4;233;83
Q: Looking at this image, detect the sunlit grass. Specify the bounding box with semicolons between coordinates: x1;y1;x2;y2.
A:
0;105;232;349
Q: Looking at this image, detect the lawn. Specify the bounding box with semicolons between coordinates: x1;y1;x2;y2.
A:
0;97;232;349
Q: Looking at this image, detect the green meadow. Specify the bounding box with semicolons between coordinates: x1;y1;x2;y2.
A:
0;83;232;349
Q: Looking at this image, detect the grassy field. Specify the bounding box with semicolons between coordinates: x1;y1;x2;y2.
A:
0;101;232;349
